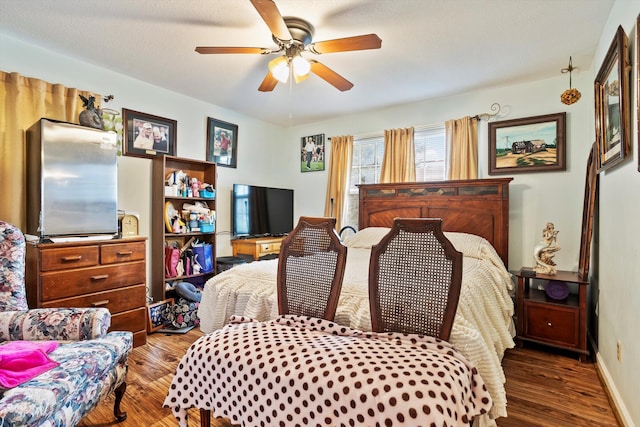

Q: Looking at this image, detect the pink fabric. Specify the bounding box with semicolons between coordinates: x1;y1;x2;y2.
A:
0;341;59;388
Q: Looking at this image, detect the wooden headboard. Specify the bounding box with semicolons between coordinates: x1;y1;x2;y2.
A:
358;178;512;266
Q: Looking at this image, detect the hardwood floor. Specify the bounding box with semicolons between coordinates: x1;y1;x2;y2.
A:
78;329;620;427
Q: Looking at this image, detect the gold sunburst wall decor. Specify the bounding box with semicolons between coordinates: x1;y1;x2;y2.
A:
561;56;581;105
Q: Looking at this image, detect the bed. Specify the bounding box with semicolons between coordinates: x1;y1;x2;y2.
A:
198;178;515;424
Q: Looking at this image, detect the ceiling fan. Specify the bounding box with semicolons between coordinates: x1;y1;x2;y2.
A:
195;0;382;92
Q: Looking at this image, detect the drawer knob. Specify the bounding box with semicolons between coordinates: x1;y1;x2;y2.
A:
547;322;553;327
62;255;82;262
91;274;109;281
117;251;133;256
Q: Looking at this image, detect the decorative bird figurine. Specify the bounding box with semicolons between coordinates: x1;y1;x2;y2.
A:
78;94;104;129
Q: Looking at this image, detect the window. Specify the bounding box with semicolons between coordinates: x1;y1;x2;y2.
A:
414;125;446;181
344;125;446;229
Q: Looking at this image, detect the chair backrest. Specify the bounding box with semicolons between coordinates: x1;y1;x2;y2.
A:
0;221;29;311
368;218;462;341
277;216;347;321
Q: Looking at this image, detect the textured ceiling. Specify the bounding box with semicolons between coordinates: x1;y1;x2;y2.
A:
0;0;615;126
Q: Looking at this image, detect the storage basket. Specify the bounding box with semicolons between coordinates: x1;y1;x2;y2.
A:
199;221;215;233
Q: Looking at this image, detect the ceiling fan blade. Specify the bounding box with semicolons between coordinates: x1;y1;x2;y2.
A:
308;34;382;54
309;60;353;91
195;46;269;54
250;0;292;41
258;71;279;92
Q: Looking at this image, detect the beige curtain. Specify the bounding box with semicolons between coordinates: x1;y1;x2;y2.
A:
323;135;353;231
0;71;96;228
445;116;478;180
380;127;415;183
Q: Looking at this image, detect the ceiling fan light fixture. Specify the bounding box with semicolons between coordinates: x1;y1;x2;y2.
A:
269;56;290;83
294;71;309;84
292;55;311;77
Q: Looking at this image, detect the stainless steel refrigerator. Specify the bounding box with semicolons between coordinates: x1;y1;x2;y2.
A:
26;118;119;240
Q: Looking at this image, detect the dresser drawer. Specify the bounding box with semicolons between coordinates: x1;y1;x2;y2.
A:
40;246;99;271
41;261;145;301
101;241;146;264
259;241;281;254
110;307;147;333
525;302;579;347
41;284;147;314
260;243;273;252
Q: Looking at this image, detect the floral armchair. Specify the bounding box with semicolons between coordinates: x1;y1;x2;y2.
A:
0;221;133;426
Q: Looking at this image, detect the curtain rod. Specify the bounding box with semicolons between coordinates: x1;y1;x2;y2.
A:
328;123;443;141
326;104;501;141
472;103;501;121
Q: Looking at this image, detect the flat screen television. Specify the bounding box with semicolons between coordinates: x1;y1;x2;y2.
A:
232;184;294;238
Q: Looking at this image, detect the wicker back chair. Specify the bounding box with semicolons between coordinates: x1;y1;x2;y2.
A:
277;216;347;321
368;218;463;341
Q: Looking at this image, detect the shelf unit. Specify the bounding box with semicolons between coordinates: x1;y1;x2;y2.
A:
515;269;589;361
151;155;216;303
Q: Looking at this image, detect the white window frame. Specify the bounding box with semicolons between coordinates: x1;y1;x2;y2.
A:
345;124;446;229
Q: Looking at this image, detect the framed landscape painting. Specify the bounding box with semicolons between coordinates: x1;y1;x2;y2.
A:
301;133;325;172
488;112;566;175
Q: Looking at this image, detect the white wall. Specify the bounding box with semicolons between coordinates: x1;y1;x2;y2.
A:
590;1;640;425
289;71;595;273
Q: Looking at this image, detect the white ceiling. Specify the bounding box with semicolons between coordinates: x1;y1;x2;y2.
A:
0;0;615;127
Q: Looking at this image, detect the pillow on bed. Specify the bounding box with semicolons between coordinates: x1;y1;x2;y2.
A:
444;232;502;264
342;227;391;248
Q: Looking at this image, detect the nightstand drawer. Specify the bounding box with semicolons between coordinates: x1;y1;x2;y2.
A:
525;302;579;347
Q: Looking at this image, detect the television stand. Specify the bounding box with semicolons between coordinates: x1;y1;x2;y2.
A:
231;236;284;261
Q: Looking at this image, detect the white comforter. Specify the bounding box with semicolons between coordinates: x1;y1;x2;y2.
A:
199;230;515;422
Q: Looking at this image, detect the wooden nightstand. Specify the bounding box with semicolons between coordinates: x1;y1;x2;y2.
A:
515;269;589;362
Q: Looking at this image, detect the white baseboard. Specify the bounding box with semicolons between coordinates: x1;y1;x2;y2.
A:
596;352;635;427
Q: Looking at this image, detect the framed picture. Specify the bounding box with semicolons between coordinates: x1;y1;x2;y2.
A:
122;109;176;159
301;133;325;172
595;25;630;173
206;117;238;168
488;112;566;175
147;299;174;333
637;14;640;173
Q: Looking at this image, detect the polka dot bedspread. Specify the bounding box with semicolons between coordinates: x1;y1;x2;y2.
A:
164;315;492;427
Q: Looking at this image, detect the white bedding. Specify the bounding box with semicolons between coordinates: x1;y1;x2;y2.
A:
199;229;515;422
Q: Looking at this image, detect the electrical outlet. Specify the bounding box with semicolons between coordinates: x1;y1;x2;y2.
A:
616;341;622;362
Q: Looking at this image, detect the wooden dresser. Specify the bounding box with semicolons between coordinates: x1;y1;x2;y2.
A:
25;238;148;347
231;236;284;261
